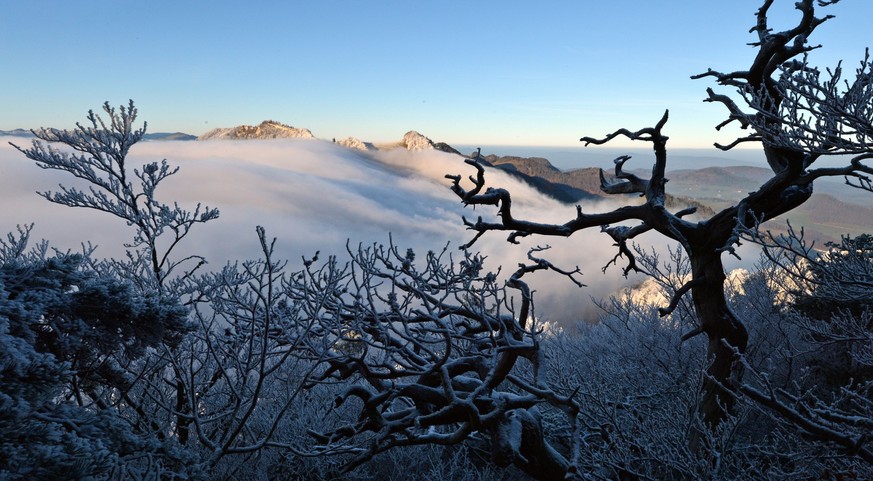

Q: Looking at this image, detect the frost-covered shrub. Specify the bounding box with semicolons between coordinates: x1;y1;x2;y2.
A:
0;312;113;480
537;244;872;480
0;227;196;480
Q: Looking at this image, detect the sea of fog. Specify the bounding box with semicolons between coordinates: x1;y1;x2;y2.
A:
0;137;760;325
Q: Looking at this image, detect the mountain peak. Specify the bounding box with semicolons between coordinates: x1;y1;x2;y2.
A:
400;131;436;150
199;120;315;140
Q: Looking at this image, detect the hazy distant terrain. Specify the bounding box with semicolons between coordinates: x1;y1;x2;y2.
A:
477;153;872;246
143;132;197;141
1;128;197;141
481;154;717;219
666;166;873;242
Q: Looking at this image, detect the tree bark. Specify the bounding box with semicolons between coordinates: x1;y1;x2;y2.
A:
491;408;569;481
688;248;748;451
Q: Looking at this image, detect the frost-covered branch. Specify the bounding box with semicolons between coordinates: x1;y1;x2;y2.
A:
742;50;873;154
299;242;581;480
11;101;219;293
447;110;696;277
737;354;873;465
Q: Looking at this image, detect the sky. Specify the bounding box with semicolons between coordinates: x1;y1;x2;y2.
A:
2;1;872;147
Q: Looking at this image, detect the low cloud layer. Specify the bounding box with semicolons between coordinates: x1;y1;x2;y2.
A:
1;137;702;324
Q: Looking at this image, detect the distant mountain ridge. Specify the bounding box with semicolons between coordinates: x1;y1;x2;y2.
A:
1;129;197;141
0;128;34;138
144;132;197;141
476;154;872;245
192;121;463;156
481;155;600;202
368;130;462;155
479;153;716;217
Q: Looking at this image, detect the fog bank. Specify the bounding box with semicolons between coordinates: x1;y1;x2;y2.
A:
1;137;706;324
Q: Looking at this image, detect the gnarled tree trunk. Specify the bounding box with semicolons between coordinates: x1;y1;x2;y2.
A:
687;249;749;450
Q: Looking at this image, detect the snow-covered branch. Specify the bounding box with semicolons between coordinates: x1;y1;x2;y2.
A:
11;101;219;293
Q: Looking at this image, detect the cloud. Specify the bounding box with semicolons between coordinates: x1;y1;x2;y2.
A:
1;137;682;324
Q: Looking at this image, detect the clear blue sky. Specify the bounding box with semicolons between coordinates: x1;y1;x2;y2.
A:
2;1;870;147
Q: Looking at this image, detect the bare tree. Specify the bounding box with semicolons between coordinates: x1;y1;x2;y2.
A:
11;101;219;294
447;0;872;451
301;242;584;480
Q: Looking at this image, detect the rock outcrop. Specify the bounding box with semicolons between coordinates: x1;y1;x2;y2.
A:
199;120;315;140
337;137;376;151
400;131;435;150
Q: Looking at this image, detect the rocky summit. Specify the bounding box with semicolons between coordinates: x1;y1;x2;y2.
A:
400;130;436;150
198;120;315;140
337;136;376;151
